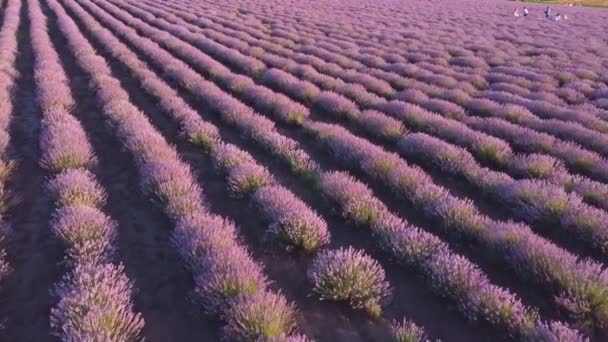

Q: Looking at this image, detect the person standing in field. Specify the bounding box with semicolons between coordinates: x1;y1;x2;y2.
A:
513;8;520;16
523;7;529;16
545;7;552;18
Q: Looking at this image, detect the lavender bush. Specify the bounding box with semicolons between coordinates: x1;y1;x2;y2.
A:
51;206;117;266
390;318;428;342
50;263;144;342
222;291;296;341
47;169;107;208
308;247;390;317
253;185;329;253
227;161;273;197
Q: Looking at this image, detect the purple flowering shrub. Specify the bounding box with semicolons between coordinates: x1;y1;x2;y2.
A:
360;110;406;141
50;263;144;342
227;162;273;197
254;185;330;253
314;91;360;119
510;154;570;183
222;291;297;341
51;206;117;266
47;169;107;208
390;318;428;342
194;244;269;314
308;247;390;317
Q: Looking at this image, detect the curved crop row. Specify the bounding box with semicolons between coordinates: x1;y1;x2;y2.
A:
360;101;608;215
464;97;608;155
126;1;475;113
182;0;608;86
0;0;22;287
49;0;303;339
161;0;477;96
138;3;402;96
464;115;608;184
262;36;608;158
119;0;399;99
81;0;608;334
475;90;608;149
317;170;584;339
226;11;608;145
267;34;608;191
66;0;584;337
28;0;143;339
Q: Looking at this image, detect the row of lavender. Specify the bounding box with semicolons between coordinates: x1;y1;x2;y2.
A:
100;0;607;270
27;0;144;339
61;0;583;339
76;0;602;337
47;0;316;339
0;0;21;288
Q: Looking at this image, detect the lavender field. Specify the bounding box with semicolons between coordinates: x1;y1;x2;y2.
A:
1;0;608;340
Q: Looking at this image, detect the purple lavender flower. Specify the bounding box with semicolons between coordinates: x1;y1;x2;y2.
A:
50;263;144;342
227;162;273;197
39;111;95;173
51;206;117;266
314;91;360;119
182;119;221;151
390;318;428;342
47;169;107;208
253;185;329;253
308;247;390;317
222;291;296;341
360;110;405;141
510;154;569;183
531;321;588;342
171;212;238;269
335;83;384;107
194;244;268;314
571;176;608;210
212;143;255;171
